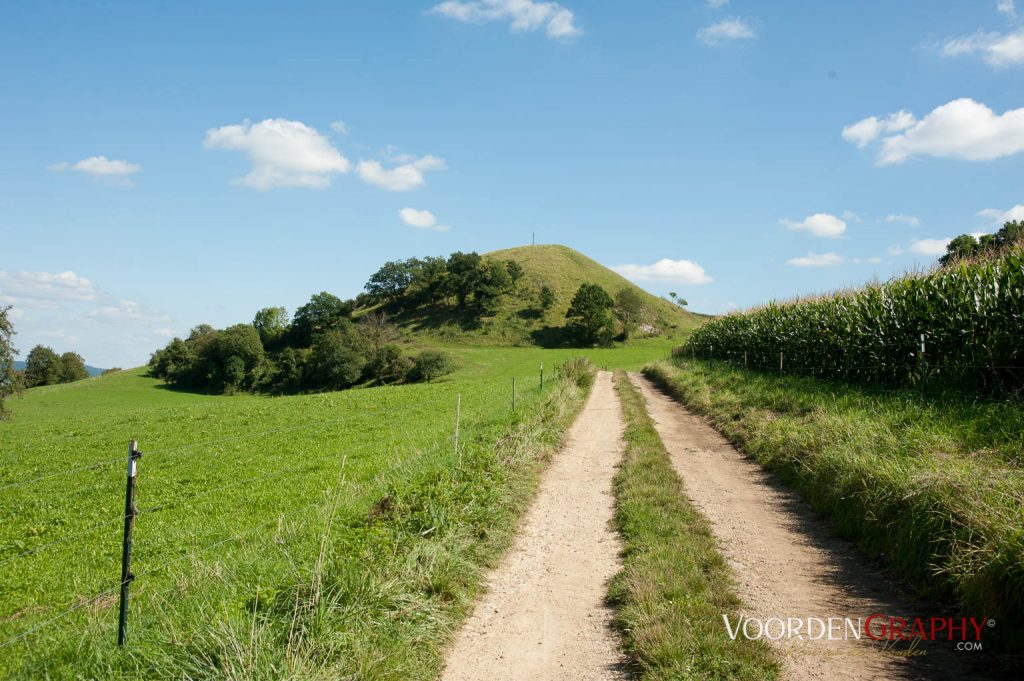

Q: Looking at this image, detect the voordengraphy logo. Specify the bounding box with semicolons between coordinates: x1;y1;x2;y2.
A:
723;614;993;645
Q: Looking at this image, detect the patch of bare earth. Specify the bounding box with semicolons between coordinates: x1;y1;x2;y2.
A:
441;371;628;681
629;373;987;681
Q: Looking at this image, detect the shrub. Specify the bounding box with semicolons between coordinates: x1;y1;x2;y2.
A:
407;350;453;383
367;344;412;384
557;357;595;389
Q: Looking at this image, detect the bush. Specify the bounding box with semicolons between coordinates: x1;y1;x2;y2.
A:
407;350;453;383
557;357;595;389
367;344;412;384
307;330;366;390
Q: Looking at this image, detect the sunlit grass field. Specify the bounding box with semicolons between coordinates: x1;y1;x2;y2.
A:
0;341;671;678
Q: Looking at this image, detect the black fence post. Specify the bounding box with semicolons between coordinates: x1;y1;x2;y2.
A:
118;439;141;648
540;363;544;390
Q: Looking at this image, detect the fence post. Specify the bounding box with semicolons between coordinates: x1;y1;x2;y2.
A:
118;439;142;648
540;363;543;390
454;395;461;463
744;351;748;369
779;351;783;376
919;333;926;402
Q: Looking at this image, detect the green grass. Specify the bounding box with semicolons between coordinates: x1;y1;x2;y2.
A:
0;344;675;678
608;372;779;680
644;359;1024;652
393;245;704;345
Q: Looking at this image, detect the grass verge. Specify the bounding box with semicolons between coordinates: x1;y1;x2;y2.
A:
644;359;1024;654
608;371;779;680
4;359;595;679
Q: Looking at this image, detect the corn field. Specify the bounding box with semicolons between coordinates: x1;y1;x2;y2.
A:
681;248;1024;395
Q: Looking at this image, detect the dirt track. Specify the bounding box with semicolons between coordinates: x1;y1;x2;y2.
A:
440;371;627;681
628;372;978;681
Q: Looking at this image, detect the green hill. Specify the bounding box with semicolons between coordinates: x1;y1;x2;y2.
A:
393;244;704;346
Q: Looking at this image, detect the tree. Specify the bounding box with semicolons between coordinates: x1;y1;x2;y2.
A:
291;292;353;346
367;344;412;384
365;260;415;302
24;345;63;387
445;251;483;306
539;285;556;312
506;260;524;284
668;292;688;307
211;324;265;390
253;306;288;347
614;288;645;340
0;306;18;418
939;234;980;265
566;284;615;346
473;260;513;315
307;329;366;390
408;350;453;383
358;311;398;353
59;352;89;383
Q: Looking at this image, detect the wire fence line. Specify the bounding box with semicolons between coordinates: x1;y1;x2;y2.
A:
0;371;542;655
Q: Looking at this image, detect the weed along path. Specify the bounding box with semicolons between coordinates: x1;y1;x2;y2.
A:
628;373;979;681
441;371;628;681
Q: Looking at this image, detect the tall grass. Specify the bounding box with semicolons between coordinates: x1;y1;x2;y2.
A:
682;248;1024;395
645;359;1024;657
0;350;602;678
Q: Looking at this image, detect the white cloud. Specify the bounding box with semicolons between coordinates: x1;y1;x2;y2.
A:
89;299;171;323
330;121;349;135
884;214;922;226
357;155;445;191
780;213;847;238
0;271;97;309
430;0;582;39
939;28;1024;68
49;156;141;179
842;210;863;223
852;257;884;264
840;111;916;148
204;118;350;190
697;18;756;45
787;252;843;267
978;204;1024;224
399;207;451;232
611;259;713;285
999;0;1017;19
910;238;952;256
843;99;1024;165
707;0;729;8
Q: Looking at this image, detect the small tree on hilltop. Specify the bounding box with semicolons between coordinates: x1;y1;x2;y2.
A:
566;283;615;347
253;306;289;347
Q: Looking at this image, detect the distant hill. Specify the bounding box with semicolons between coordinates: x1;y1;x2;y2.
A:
13;360;104;377
390;244;704;346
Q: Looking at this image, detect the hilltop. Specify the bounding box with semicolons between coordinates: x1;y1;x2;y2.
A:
391;244;703;346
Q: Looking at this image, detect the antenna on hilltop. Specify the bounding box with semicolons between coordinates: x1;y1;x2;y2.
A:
532;232;535;246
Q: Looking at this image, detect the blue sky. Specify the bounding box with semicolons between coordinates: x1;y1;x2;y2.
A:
2;0;1023;367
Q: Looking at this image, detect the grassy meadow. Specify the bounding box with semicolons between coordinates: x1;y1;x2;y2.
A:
645;358;1024;653
0;342;669;678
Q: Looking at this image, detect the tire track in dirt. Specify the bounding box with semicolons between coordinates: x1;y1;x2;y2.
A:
629;372;983;681
440;371;628;681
